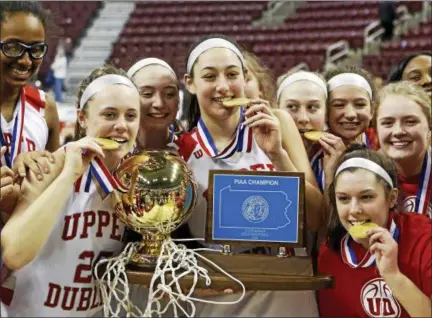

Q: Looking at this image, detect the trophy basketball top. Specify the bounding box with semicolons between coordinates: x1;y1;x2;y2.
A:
112;150;198;235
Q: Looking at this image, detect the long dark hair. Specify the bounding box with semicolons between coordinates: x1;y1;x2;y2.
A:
387;52;432;83
326;143;399;252
184;34;246;131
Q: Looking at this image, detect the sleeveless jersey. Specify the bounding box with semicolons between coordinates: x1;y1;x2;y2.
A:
2;174;125;317
175;128;275;239
318;213;432;318
0;86;49;167
175;129;318;317
398;149;432;218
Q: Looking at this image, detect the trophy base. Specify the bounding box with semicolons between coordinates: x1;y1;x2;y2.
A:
125;252;334;291
127;232;169;269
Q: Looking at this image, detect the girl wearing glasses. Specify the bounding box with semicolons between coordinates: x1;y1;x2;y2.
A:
0;1;60;177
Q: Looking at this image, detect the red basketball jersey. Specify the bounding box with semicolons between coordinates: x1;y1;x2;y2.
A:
318;212;432;318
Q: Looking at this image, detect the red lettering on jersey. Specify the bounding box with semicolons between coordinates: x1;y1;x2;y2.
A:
367;298;396;316
250;164;265;171
194;149;203;159
96;210;110;237
63;210;121;241
266;164;275;171
26;139;36;152
2;133;37;153
44;283;61;307
110;214;122;241
44;283;102;312
73;251;94;283
81;211;96;239
61;286;79;311
90;284;102;309
63;213;80;240
76;287;92;311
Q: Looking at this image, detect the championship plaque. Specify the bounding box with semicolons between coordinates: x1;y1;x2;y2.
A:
206;170;304;247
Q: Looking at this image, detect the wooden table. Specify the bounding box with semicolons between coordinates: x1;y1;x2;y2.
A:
126;252;333;291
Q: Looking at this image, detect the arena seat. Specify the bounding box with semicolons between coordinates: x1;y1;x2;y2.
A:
363;21;432;79
108;1;427;78
39;1;102;80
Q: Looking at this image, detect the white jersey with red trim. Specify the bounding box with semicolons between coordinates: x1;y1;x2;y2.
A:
0;86;49;166
175;129;318;317
2;177;125;317
175;128;275;239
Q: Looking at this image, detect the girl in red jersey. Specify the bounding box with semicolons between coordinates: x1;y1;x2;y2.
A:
318;144;431;318
376;81;431;218
0;1;60;177
321;66;378;188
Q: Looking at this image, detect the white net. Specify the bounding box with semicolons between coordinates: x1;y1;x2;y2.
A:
95;238;245;318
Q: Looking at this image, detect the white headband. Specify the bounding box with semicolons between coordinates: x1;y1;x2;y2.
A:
277;72;328;102
187;38;244;73
327;73;373;99
127;57;176;78
335;158;394;187
79;74;137;109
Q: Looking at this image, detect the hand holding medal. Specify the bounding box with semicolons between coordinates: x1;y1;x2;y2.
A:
241;98;283;159
367;226;400;279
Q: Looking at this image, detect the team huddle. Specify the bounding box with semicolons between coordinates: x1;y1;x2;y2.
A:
0;1;431;317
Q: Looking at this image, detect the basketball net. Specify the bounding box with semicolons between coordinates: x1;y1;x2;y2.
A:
94;238;246;317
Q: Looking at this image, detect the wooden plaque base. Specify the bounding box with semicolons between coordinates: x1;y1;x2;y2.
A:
126;252;333;291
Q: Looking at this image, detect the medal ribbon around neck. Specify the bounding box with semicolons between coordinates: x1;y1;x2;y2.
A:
196;109;252;159
0;91;26;168
310;145;325;192
341;219;399;268
361;132;371;148
415;147;431;215
74;157;128;194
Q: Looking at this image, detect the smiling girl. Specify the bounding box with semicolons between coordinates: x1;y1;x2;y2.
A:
0;1;60;173
376;81;431;218
128;57;184;151
1;65;140;316
174;34;322;317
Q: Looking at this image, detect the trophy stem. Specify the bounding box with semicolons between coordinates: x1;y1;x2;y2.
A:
129;232;169;269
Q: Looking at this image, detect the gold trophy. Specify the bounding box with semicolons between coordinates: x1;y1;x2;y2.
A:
111;150;198;269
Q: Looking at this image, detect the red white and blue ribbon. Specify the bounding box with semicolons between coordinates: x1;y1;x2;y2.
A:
310;145;325;192
415;147;431;216
74;157;128;194
196;110;252;159
361;132;371;148
341;219;399;268
0;91;25;168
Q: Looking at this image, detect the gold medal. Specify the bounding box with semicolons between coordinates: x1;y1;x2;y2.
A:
303;131;325;142
348;222;378;240
95;138;120;150
222;98;251;108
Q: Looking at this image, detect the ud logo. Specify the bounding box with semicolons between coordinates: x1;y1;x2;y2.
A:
361;278;401;317
402;195;432;218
